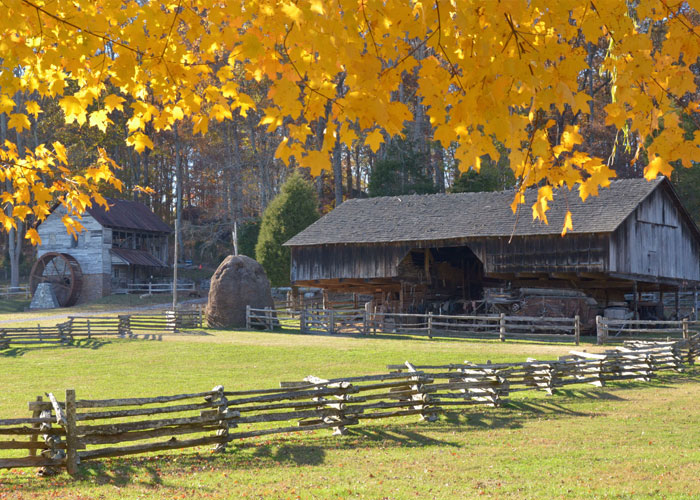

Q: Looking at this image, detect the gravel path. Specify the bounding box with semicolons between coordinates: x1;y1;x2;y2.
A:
0;298;207;325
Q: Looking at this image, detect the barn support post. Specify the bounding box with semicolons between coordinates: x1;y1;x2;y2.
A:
675;288;680;320
574;315;580;346
499;313;506;342
633;281;639;320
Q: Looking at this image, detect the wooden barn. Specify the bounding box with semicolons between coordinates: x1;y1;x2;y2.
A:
35;198;171;304
285;177;700;315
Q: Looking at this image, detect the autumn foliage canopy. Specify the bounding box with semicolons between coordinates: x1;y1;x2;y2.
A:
2;0;700;241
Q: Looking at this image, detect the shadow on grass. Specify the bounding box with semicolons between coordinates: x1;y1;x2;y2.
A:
0;338;113;357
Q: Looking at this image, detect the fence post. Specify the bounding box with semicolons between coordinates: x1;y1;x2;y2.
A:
596;315;605;345
64;389;79;476
427;312;433;339
87;319;91;339
29;396;43;457
574;315;580;346
682;318;689;340
38;323;42;342
300;308;306;333
329;309;335;334
245;305;251;329
210;385;230;453
362;309;369;335
266;306;273;330
499;313;506;342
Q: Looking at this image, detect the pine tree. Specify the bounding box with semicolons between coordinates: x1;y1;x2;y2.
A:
255;173;320;286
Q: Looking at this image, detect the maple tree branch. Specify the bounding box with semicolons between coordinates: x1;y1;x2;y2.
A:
360;0;380;58
21;0;143;58
434;0;466;93
658;0;700;43
378;31;437;78
646;75;700;130
161;0;183;61
282;24;343;110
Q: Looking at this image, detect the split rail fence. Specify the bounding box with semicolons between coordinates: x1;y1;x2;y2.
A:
596;316;700;344
247;307;582;344
2;335;697;476
0;310;203;349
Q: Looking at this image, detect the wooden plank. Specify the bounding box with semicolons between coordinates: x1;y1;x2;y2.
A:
0;456;65;469
47;393;67;426
78;435;225;461
81;423;220;445
77;401;217;421
75;390;220;408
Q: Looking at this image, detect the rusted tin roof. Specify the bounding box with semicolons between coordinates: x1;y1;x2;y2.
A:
88;198;172;233
110;248;168;267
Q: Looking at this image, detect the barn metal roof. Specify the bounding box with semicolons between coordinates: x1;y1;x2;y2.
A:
285;177;669;246
88;198;172;233
110;248;168;267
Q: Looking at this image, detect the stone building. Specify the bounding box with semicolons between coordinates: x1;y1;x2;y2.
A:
36;198;171;302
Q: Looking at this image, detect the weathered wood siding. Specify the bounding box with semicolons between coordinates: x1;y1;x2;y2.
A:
37;206;109;276
469;234;609;274
290;244;412;282
609;186;700;281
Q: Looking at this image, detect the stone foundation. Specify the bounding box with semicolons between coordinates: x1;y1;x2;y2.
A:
77;273;111;304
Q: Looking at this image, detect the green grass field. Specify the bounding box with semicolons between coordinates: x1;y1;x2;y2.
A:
1;329;699;499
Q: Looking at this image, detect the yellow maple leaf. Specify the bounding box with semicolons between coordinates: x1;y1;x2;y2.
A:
193;115;209;135
25;101;42;118
89;109;113;133
644;156;672;180
59;95;87;125
302;150;329;176
365;129;384;153
560;210;573;237
103;94;126;113
25;227;42;245
126;132;154;153
8;113;31;132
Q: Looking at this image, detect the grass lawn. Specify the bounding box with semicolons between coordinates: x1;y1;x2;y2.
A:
1;330;699;499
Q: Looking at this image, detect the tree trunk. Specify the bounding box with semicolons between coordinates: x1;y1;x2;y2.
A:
332;131;343;207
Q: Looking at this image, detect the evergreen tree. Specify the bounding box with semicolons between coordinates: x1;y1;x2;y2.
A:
255;173;320;286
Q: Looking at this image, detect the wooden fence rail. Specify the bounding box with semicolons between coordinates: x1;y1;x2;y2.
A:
2;335;697;476
247;307;581;344
596;316;700;344
0;311;203;348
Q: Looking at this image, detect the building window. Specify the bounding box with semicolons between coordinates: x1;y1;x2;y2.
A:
70;235;78;248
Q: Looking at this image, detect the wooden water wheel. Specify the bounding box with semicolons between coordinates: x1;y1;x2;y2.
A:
29;252;83;307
